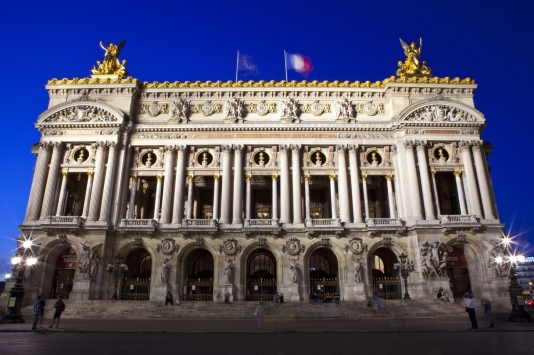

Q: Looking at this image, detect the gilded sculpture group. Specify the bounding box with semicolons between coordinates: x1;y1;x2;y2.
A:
90;38;432;80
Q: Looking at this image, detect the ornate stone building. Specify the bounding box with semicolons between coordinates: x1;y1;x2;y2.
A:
15;41;510;307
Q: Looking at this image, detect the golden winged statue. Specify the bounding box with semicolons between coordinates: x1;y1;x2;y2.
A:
91;40;128;78
396;38;432;78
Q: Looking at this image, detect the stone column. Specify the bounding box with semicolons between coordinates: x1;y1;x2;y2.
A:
454;170;468;215
87;143;107;221
172;146;187;225
336;145;350;223
160;147;176;224
82;171;94;218
110;139;130;226
348;146;363;223
460;142;482;217
472;142;496;220
394;144;408;218
272;175;278;220
153;175;163;220
362;174;369;220
98;143;118;222
416;142;435;220
403;141;423;220
304;174;311;221
245;175;252;220
291;145;303;224
391;147;404;218
279;145;291;224
55;171;68;216
186;175;194;219
25;143;51;221
431;170;441;216
40;143;63;220
212;175;220;220
127;176;138;219
232;145;244;225
329;174;337;219
219;146;232;224
386;174;396;219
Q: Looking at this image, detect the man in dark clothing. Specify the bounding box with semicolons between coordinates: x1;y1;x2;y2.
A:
31;296;43;330
165;291;174;305
49;295;65;328
463;292;478;329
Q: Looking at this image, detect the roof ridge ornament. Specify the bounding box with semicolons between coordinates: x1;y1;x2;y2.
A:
91;40;128;79
396;38;432;79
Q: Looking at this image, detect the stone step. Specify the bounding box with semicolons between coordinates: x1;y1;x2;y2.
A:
22;299;467;320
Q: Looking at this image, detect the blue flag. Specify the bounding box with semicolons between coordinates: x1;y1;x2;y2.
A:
236;51;258;81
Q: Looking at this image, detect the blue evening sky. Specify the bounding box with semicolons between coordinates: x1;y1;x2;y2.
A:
0;0;533;278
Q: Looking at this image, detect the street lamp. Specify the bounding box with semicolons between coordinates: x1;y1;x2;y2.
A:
5;239;38;323
397;253;415;300
106;257;128;300
495;237;533;323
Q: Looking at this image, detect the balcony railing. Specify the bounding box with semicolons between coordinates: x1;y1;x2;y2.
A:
45;216;83;226
439;215;478;224
366;218;403;227
182;219;219;228
119;219;158;229
305;218;342;228
244;219;280;228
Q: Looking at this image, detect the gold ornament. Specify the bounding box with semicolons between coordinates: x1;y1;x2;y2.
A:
396;38;432;79
91;41;128;79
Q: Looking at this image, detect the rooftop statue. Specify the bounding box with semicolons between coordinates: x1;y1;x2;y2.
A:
396;38;432;79
91;41;128;78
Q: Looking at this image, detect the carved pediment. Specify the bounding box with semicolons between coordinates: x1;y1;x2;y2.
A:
42;105;118;123
402;103;481;123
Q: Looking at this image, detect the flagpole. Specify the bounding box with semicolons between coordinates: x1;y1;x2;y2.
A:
235;50;239;83
284;50;288;82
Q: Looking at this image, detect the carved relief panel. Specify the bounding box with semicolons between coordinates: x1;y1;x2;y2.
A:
247;146;277;169
134;147;164;169
359;146;391;169
428;142;460;165
304;146;334;169
190;147;221;168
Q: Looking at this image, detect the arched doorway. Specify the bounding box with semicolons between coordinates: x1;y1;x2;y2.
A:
371;247;401;299
50;247;77;299
445;245;472;299
309;248;339;302
121;248;151;300
246;249;276;301
184;249;214;301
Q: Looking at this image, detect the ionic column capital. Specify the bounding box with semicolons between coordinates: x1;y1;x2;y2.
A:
347;144;359;152
245;174;252;182
459;140;473;151
279;144;290;151
454;169;463;177
221;145;233;153
415;140;428;150
39;141;54;150
156;175;163;181
471;140;483;151
61;171;68;177
176;144;187;152
362;173;368;182
336;144;348;152
304;173;311;181
329;174;337;181
289;144;301;151
403;140;416;149
232;144;244;151
272;174;278;181
386;174;393;181
213;174;220;181
87;170;95;177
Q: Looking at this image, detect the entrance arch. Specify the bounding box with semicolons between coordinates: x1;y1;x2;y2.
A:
246;249;276;301
371;247;401;299
445;244;472;299
309;248;339;302
50;246;77;299
184;249;214;301
121;248;151;300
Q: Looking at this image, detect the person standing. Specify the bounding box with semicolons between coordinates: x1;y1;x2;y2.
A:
165;291;174;305
482;299;495;328
31;296;43;330
464;292;478;329
49;295;65;328
38;296;46;328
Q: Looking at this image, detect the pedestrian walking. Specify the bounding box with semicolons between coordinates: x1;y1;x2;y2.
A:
463;292;478;329
31;296;43;330
49;295;65;328
482;299;495;328
39;296;46;328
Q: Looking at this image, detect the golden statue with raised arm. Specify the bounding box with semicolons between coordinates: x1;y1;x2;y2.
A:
396;37;432;79
91;40;128;78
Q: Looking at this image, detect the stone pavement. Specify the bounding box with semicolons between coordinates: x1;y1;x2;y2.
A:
0;312;532;334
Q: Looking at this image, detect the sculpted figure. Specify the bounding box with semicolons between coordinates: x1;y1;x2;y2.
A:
170;98;190;121
89;249;100;281
279;98;299;119
161;258;171;284
334;98;355;120
354;260;362;283
224;261;233;285
91;40;128;78
78;241;92;279
289;260;298;284
396;38;432;78
223;98;245;120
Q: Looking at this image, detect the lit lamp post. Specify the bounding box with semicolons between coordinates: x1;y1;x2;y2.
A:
5;239;38;323
398;253;415;300
106;257;128;300
495;236;533;322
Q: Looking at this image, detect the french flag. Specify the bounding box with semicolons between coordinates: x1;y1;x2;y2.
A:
286;52;313;76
